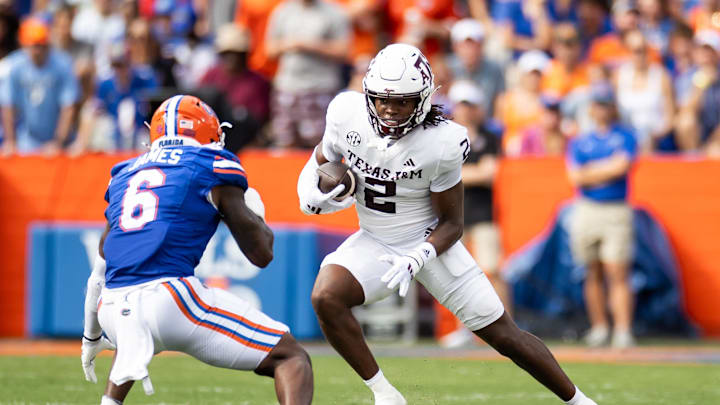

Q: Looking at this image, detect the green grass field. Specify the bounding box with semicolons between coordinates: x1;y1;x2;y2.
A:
1;351;719;405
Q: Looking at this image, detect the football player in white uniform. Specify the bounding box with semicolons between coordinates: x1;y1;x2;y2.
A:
298;44;598;405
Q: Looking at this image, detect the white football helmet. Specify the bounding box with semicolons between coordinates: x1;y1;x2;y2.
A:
362;43;435;137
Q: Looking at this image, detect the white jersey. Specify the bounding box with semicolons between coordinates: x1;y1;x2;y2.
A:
321;91;469;247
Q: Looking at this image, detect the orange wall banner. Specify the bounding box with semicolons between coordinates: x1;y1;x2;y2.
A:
1;152;719;336
495;157;720;336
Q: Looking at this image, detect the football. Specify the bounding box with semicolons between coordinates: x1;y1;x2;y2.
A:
317;161;357;201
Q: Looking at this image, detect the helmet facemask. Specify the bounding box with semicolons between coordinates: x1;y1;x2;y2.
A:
363;44;435;139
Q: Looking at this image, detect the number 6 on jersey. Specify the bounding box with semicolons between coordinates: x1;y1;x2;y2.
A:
119;168;166;231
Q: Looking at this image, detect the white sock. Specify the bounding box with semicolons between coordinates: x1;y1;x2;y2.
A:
364;370;397;395
565;385;587;404
101;395;122;405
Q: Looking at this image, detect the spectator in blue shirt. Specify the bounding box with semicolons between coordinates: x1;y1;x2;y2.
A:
94;45;157;150
566;82;637;349
1;17;78;155
492;0;552;53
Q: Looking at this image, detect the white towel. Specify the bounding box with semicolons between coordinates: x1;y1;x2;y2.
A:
107;288;155;395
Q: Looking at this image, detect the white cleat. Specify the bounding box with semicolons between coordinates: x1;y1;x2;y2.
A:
611;330;635;349
583;326;609;347
374;389;408;405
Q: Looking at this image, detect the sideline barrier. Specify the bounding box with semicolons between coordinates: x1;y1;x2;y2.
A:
1;152;720;336
28;223;346;338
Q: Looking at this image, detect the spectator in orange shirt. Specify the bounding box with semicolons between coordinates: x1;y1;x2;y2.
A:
495;50;549;155
589;1;661;71
687;0;720;34
331;0;382;60
542;23;592;99
234;0;284;78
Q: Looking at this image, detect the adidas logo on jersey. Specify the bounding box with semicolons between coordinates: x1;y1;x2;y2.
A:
403;158;415;167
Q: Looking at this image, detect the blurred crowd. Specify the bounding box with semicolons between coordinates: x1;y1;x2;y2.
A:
3;0;720;157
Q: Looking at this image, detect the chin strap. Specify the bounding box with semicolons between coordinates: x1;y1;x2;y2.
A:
218;122;233;148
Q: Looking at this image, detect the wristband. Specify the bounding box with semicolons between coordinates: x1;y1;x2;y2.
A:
83;334;101;342
407;242;437;269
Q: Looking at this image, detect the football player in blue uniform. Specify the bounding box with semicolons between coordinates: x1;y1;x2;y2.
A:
80;95;313;405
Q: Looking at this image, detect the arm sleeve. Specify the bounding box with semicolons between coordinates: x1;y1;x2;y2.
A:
320;93;346;162
104;178;112;203
430;127;469;193
83;252;106;338
210;149;249;190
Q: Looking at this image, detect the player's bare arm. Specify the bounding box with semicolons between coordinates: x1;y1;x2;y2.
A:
213;185;274;268
427;181;465;256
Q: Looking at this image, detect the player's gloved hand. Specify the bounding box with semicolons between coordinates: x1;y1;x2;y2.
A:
81;335;115;383
301;184;355;215
297;147;356;215
380;242;437;297
244;187;266;220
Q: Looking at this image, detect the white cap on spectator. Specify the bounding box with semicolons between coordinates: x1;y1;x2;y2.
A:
215;24;250;53
695;29;720;53
451;18;485;43
448;80;485;107
517;50;550;74
612;0;638;16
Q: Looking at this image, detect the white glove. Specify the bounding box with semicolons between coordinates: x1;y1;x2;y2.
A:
380;242;437;297
297;149;355;215
244;187;265;220
81;335;115;383
301;184;355;215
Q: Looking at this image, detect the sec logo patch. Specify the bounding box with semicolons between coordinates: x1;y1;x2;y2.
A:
346;131;361;146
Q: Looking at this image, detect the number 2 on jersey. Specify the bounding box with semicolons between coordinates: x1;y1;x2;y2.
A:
364;177;396;214
119;168;166;231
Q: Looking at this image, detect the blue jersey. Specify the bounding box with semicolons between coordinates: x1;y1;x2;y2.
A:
103;144;248;288
568;125;637;202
